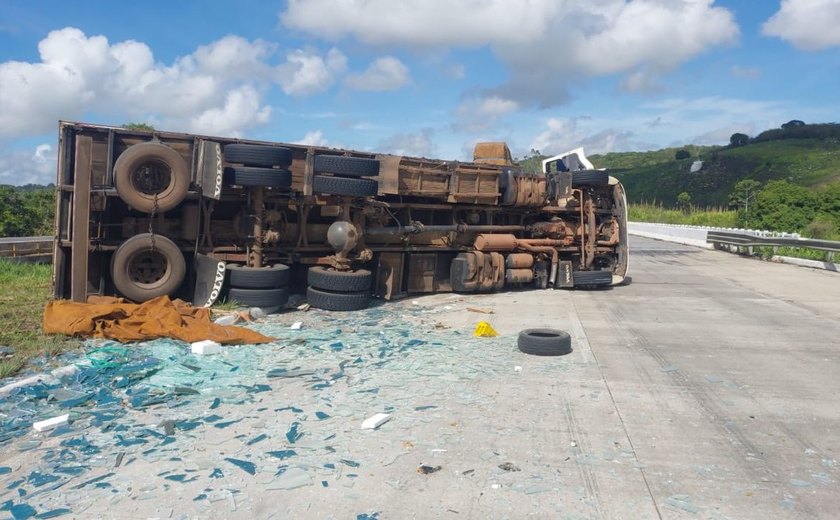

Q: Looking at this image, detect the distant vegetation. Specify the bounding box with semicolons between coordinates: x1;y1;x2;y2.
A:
0;185;55;236
516;121;840;240
589;122;840;204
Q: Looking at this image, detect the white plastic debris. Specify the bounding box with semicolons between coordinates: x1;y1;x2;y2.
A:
33;413;70;432
249;307;266;319
290;322;303;330
361;413;392;430
213;315;237;326
297;303;311;311
514;366;522;373
191;340;222;355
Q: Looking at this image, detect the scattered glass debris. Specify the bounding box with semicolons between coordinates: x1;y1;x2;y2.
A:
224;458;256;476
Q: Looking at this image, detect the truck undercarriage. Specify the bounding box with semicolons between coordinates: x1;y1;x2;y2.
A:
52;122;629;311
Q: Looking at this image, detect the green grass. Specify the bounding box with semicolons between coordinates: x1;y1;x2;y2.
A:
629;203;738;228
213;298;242;311
0;260;79;378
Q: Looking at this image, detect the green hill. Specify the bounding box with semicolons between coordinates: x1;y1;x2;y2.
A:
589;134;840;207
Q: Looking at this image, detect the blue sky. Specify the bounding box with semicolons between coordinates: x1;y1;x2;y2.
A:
1;0;839;185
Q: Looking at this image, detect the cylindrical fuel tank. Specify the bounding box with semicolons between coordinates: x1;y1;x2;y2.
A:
474;234;518;251
505;268;534;284
505;253;534;269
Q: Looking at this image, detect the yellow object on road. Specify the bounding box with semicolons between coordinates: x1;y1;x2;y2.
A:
474;321;498;337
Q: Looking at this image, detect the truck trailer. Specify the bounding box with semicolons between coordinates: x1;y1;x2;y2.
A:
51;121;629;311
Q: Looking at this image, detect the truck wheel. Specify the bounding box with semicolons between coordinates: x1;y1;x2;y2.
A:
114;142;190;213
228;264;290;289
313;155;380;178
307;266;372;292
517;328;572;356
313;175;377;196
573;270;613;288
225;167;292;188
224;144;292;168
307;286;370;311
571;170;609;187
228;287;290;308
112;233;186;302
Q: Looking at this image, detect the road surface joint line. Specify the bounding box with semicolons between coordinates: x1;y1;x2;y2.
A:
570;294;664;520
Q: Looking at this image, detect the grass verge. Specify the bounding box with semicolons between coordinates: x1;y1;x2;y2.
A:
629;203;739;228
0;260;79;379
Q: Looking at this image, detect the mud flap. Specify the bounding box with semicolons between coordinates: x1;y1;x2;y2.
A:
193;254;226;307
197;140;223;199
556;261;574;288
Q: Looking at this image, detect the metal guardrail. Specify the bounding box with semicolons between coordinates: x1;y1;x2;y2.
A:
0;236;53;261
707;230;840;255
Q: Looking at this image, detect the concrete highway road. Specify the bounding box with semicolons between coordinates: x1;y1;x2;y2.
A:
2;235;838;519
364;235;840;519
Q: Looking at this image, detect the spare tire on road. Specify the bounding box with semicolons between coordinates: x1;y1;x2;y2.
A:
517;328;572;356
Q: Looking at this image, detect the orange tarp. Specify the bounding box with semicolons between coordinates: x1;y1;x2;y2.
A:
44;295;273;344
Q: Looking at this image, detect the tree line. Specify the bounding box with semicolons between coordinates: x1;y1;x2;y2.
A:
0;186;55;237
730;121;840;148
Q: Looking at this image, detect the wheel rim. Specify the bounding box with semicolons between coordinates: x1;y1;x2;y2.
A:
131;159;173;198
127;249;171;289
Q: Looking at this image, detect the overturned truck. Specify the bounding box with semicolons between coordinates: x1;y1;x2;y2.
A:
52;121;629;311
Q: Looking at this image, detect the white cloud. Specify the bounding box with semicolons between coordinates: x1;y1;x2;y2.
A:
0;144;56;185
455;95;520;133
282;0;555;47
282;0;739;106
275;47;347;96
293;130;329;146
530;117;635;156
189;86;271;136
763;0;840;51
378;129;435;157
690;123;756;146
0;27;275;138
190;35;275;77
619;69;663;93
345;57;410;91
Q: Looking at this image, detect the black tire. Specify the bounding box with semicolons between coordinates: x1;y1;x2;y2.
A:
573;270;613;288
224;144;292;168
308;266;372;292
114;142;190;213
225;167;292;188
313;155;380;178
517;328;572;356
571;170;609;187
112;233;186;302
313;175;377;196
228;264;290;289
227;287;290;308
307;286;370;311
